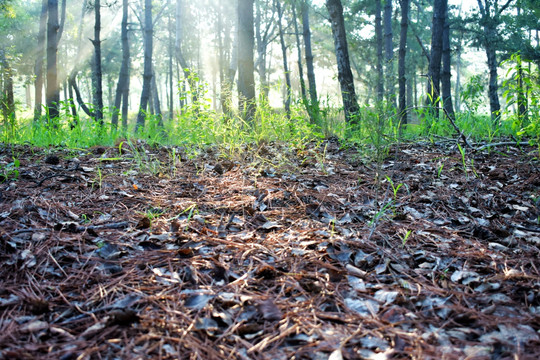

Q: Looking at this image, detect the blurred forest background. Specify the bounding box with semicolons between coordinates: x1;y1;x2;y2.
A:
0;0;539;149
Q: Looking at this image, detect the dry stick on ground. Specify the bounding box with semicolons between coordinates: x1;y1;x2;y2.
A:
8;221;131;235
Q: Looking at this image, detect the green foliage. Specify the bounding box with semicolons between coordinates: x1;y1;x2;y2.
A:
460;75;485;114
1;156;19;182
501;53;540;146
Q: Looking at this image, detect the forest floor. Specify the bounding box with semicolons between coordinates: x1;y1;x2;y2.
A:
0;139;539;360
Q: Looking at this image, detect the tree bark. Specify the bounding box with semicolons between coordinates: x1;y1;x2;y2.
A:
237;0;256;122
33;0;47;121
384;0;394;103
1;49;15;123
427;0;446;119
375;0;384;102
168;2;174;120
136;0;153;131
515;3;527;122
255;0;275;100
46;0;60;121
112;0;130;130
441;5;455;121
92;0;104;125
476;0;507;121
326;0;359;123
151;69;163;126
398;0;410;127
292;1;310;119
302;0;319;118
276;0;291;119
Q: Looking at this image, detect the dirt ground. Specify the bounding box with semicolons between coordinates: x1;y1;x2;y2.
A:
0;139;539;359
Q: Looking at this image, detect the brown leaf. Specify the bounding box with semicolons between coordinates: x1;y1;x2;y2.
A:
136;217;151;229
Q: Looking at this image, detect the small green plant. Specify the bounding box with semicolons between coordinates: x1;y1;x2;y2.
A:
80;214;91;224
127;140;163;175
399;229;413;246
369;200;394;226
437;163;444;178
94;166;104;189
386;176;403;200
1;157;20;182
457;143;478;178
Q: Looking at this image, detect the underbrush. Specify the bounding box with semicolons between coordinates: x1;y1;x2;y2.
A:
1;68;539;158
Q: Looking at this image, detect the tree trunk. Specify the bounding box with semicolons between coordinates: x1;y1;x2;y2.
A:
69;75;93;117
1;49;15;123
112;0;130;130
276;0;291;119
398;0;410;127
168;5;174;120
222;5;237;117
92;0;104;125
454;32;463;112
292;2;307;111
427;0;446;119
375;0;384;102
302;0;318;117
46;0;60;121
151;69;163;126
255;0;268;100
476;0;503;121
326;0;359;123
516;3;527;122
237;0;256;122
136;0;153;131
34;0;47;121
384;0;394;103
441;5;455;121
68;80;77;120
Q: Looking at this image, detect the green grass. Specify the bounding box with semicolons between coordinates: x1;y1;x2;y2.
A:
2;80;539;158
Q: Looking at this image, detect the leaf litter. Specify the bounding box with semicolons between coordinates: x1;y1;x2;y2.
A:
0;140;539;359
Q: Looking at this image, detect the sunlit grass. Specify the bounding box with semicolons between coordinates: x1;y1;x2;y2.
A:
1;88;539;157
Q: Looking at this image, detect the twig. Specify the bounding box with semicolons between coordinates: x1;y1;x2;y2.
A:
475;142;521;151
34;174;82;187
8;221;130;236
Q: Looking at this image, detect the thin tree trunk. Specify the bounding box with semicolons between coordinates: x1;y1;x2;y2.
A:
292;2;307;110
326;0;359;123
136;0;153;131
34;0;47;121
384;0;394;103
516;2;527;122
68;80;77;119
67;0;88;126
112;0;130;130
375;0;384;102
69;75;93;117
427;0;446;119
454;31;463;112
1;49;15;123
441;4;455;121
454;2;463;112
237;0;256;122
398;0;410;127
151;69;163;126
255;0;268;99
276;0;291;119
46;0;60;121
302;0;318;118
168;2;174;120
476;0;504;121
92;0;104;125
